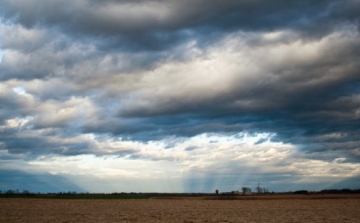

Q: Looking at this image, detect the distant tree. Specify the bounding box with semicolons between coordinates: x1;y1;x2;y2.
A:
6;189;14;195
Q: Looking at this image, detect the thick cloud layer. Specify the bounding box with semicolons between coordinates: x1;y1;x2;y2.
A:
0;0;360;192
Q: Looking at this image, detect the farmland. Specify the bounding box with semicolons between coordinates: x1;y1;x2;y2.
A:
1;195;360;222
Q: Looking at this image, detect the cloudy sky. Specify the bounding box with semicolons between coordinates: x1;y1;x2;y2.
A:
0;0;360;193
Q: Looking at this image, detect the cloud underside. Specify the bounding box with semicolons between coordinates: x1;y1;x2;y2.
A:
0;0;360;192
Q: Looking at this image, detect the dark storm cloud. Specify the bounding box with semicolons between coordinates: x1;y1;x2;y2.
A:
0;126;86;156
0;0;359;83
0;0;359;51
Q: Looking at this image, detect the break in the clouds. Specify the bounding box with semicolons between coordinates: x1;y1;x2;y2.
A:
0;0;360;193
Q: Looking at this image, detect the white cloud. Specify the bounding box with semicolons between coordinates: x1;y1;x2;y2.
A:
11;132;358;192
113;28;360;116
31;96;98;128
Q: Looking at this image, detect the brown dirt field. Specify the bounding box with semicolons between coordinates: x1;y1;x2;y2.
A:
1;196;360;223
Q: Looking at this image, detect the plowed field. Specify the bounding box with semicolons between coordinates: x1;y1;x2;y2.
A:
1;195;359;222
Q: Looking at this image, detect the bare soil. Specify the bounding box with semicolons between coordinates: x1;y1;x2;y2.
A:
1;195;360;222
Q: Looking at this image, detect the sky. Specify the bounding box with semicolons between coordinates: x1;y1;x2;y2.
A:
0;0;360;193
